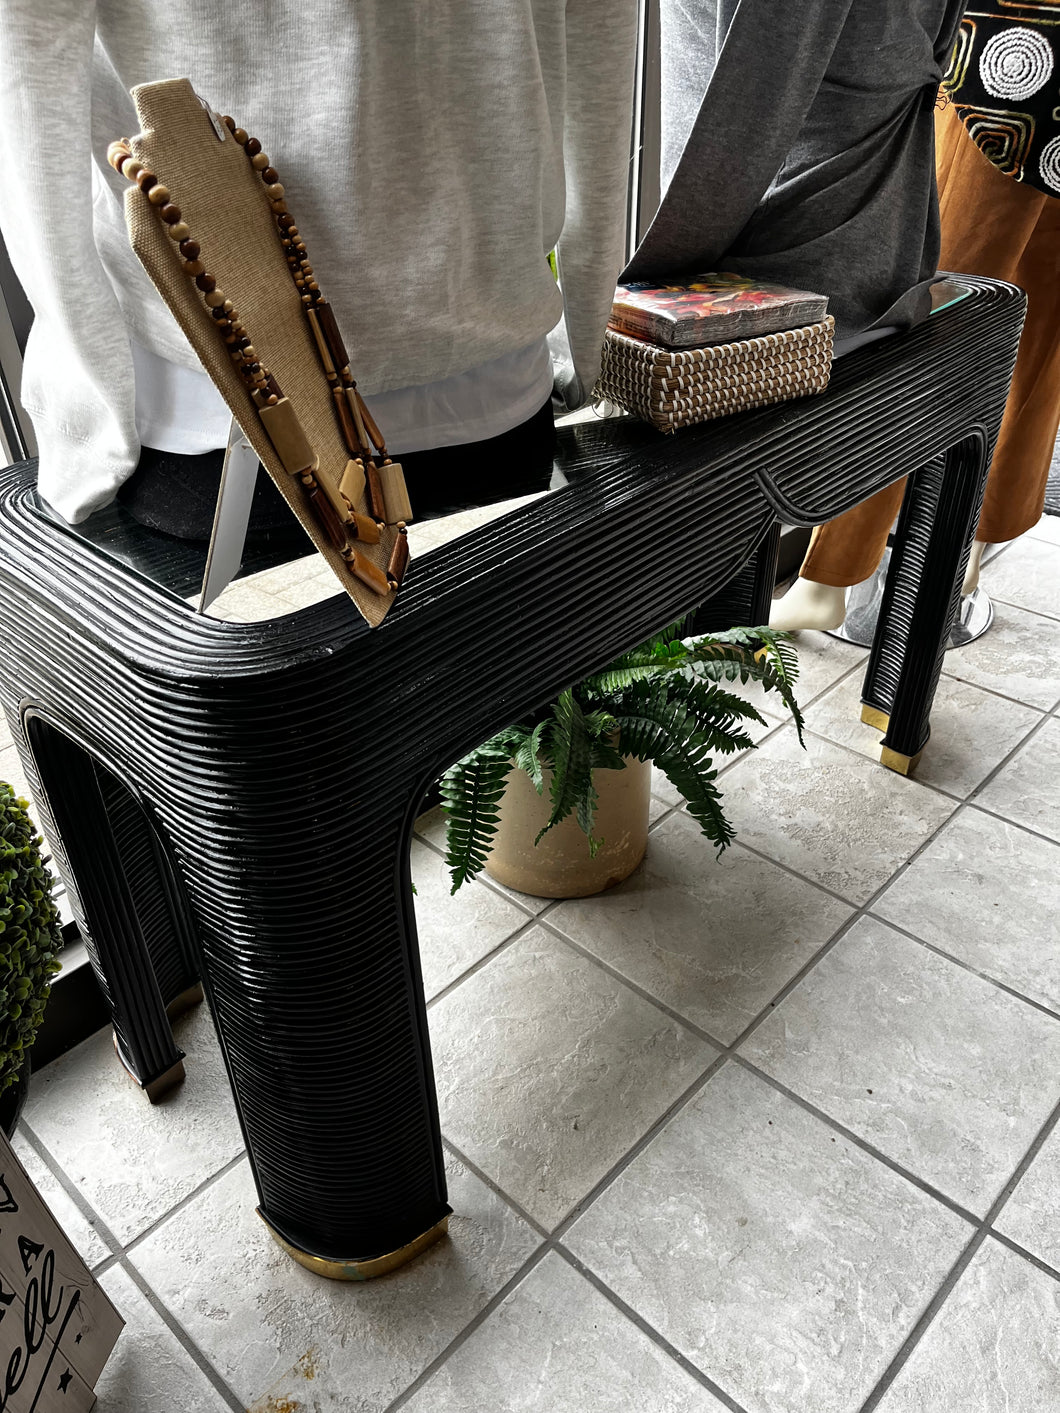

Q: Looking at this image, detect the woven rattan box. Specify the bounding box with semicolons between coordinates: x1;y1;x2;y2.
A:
596;317;835;432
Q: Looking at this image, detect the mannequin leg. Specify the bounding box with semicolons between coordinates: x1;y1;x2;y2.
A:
962;539;987;595
769;575;847;631
770;481;905;631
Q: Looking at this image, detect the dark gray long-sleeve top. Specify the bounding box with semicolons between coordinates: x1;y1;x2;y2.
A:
624;0;968;340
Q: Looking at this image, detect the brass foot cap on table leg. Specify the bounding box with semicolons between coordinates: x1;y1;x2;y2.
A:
143;1058;187;1103
165;982;205;1022
112;1032;187;1103
259;1211;451;1281
879;744;923;776
861;704;891;732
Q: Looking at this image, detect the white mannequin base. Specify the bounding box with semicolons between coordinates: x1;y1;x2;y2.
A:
770;540;989;632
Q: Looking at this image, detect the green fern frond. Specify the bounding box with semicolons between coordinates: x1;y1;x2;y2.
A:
440;617;803;890
583;662;667;694
513;719;548;794
658;677;761;756
440;732;524;893
611;679;737;853
580;618;691;696
582;709;618;739
574;770;601;856
656;757;735;853
538;690;595;841
683;630;804;741
589;735;627;772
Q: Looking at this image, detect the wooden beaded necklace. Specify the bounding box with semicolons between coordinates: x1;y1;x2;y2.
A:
107;118;412;597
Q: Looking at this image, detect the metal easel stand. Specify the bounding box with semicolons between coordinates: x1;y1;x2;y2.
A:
198;416;261;612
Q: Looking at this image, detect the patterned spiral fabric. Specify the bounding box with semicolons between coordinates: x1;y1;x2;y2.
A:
943;2;1060;194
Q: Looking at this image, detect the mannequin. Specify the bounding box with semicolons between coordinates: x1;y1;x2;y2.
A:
627;1;966;338
0;0;637;537
624;0;967;635
774;4;1060;631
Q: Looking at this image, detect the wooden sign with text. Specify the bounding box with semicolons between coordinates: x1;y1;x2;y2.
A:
0;1131;123;1412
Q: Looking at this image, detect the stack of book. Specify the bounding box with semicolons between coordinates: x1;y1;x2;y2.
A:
596;274;834;432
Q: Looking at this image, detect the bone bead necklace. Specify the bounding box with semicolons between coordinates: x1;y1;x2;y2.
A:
107;120;412;597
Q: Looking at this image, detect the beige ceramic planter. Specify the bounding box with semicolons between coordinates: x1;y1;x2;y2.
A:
484;756;653;899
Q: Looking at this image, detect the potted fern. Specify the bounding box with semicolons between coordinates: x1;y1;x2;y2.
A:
0;782;64;1135
442;621;803;898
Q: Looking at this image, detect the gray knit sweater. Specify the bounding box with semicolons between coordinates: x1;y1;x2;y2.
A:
0;0;636;522
627;0;967;339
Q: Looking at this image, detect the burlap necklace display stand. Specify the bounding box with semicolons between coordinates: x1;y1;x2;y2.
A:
124;78;400;628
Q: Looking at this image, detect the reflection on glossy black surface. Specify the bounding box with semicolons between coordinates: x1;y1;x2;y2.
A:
32;490;316;603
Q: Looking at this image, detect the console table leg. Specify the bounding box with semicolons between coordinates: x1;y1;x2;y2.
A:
24;721;187;1098
198;804;451;1279
686;519;781;635
862;433;989;772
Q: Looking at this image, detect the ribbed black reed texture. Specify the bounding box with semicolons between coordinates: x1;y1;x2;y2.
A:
0;277;1023;1265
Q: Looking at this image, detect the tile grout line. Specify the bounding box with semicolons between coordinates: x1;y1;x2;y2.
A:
794;724;980;810
989;591;1060;625
15;1122;125;1259
858;1087;1060;1412
121;1150;248;1257
534;1050;729;1250
723;784;983;1050
862;908;1060;1026
963;706;1059;804
720;668;1060;986
944;795;1060;851
381;1245;555;1412
712;716;791;781
440;1137;550;1239
425;912;547;1011
16;1130;247;1412
984;1101;1060;1243
532;918;734;1051
117;1256;247;1413
789;636;1059;813
732;1056;983;1229
859;1224;988;1413
555;1247;754;1413
725;835;863;907
987;1228;1060;1286
938;666;1060;716
386;1053;734;1413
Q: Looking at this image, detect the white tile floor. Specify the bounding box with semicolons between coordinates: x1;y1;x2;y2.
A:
7;522;1060;1412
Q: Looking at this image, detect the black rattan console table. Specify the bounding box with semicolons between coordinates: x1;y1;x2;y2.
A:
0;277;1023;1279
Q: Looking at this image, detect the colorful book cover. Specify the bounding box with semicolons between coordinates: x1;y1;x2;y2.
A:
609;273;829;348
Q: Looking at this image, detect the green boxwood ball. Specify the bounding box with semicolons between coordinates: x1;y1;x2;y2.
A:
0;783;63;1094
